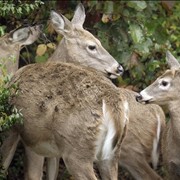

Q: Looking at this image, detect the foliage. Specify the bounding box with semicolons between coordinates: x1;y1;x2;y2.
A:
0;0;44;36
0;77;23;131
0;63;23;178
88;1;180;90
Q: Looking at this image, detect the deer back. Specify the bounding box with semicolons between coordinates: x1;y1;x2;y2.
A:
10;62;128;160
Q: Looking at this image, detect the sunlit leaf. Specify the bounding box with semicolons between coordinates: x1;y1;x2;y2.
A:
102;14;111;23
129;24;143;43
36;44;47;56
47;43;56;49
103;1;114;14
127;1;147;11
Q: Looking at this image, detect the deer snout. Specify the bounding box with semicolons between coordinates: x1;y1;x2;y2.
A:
105;63;124;79
117;64;124;75
136;94;143;102
136;93;152;104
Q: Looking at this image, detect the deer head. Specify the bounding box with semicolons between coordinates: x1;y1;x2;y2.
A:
49;3;123;79
0;24;42;75
136;51;180;105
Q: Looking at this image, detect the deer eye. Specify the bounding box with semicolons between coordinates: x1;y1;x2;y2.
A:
161;80;168;87
88;45;96;51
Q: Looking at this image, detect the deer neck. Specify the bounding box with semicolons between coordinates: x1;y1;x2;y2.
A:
168;100;180;140
49;38;70;62
0;40;20;75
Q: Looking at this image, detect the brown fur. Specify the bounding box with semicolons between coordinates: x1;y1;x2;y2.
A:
9;62;128;180
138;52;180;180
119;88;165;180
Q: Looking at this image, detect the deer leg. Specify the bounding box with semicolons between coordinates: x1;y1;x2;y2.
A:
24;146;44;180
120;157;162;180
46;157;59;180
168;160;180;180
0;129;20;172
63;154;97;180
96;159;118;180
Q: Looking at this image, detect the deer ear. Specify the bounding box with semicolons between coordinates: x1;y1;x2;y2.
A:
50;11;72;36
71;3;86;28
10;27;29;43
166;51;180;70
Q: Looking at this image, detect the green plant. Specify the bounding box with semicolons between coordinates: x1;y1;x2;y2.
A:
0;0;44;36
88;1;179;90
0;76;23;131
0;64;23;178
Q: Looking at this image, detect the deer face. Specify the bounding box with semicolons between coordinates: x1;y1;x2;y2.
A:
50;4;123;79
136;51;180;105
0;24;42;75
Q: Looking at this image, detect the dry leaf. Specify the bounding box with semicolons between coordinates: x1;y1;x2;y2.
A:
36;44;47;56
47;43;56;49
102;14;112;23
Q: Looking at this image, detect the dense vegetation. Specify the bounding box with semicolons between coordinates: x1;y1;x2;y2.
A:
0;1;179;179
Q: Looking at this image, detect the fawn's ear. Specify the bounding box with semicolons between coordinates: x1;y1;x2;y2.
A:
9;27;30;43
71;3;86;28
50;10;73;36
166;51;180;70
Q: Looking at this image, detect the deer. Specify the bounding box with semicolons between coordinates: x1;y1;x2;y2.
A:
11;4;123;180
1;4;124;179
118;88;165;180
8;61;128;180
19;3;165;180
1;3;165;180
46;4;166;180
0;24;42;174
136;51;180;180
0;24;42;75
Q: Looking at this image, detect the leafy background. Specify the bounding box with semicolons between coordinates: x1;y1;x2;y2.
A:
0;0;179;179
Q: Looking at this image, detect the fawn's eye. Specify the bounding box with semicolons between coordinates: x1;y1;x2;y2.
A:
88;45;96;51
161;80;168;87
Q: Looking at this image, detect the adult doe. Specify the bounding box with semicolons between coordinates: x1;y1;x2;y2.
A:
8;62;128;180
29;4;165;180
0;24;42;174
137;51;180;180
48;4;166;179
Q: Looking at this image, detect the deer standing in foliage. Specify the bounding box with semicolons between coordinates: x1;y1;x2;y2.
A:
1;4;124;180
137;51;180;180
46;4;165;180
22;3;164;180
0;24;42;173
2;3;165;180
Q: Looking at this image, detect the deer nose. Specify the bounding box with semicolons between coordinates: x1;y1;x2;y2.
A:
136;94;142;102
116;65;124;75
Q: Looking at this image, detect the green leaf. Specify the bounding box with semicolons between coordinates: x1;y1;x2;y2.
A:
129;24;143;43
103;1;114;14
127;1;147;11
35;53;49;63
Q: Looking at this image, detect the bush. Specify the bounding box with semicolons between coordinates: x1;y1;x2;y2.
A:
0;63;23;178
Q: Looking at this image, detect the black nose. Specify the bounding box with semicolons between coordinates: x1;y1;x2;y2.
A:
136;94;142;102
117;65;124;75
